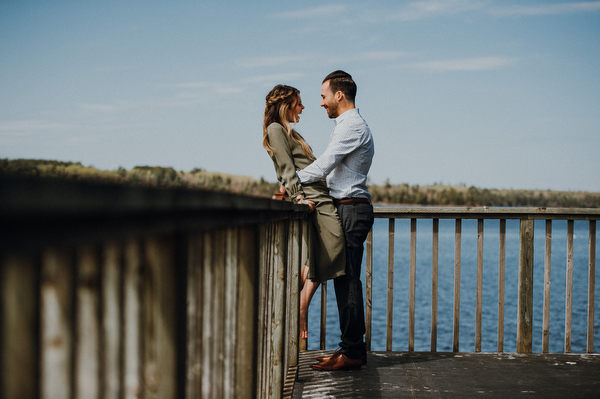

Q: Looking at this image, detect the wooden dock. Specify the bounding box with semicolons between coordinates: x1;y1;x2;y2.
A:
289;350;600;398
3;178;599;398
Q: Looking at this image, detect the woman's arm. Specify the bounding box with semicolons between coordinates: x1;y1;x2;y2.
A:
266;124;305;201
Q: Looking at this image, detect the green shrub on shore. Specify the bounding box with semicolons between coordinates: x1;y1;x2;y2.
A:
367;182;600;208
1;158;598;207
0;158;279;197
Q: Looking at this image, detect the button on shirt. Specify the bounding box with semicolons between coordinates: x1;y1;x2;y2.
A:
297;108;374;200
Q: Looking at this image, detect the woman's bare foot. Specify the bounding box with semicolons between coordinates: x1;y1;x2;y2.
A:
300;303;308;339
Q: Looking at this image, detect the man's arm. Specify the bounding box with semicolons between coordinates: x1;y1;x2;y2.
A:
297;129;361;183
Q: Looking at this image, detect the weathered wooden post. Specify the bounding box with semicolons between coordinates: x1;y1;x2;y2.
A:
517;219;534;353
0;254;38;399
453;219;462;352
285;219;302;369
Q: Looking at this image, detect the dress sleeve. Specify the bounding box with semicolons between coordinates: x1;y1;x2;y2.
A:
267;124;305;200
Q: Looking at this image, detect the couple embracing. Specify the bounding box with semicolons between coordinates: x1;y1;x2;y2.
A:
262;70;374;371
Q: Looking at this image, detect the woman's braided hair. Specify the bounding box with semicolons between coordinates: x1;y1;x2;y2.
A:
263;85;315;160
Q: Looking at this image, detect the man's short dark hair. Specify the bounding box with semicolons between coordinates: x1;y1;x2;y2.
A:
323;70;357;103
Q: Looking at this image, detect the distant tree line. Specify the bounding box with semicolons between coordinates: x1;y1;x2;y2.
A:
2;159;599;208
0;159;279;197
368;181;600;208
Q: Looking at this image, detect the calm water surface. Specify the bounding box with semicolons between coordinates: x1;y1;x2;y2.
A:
307;218;600;353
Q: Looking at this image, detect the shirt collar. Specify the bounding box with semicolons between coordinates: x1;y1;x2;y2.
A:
335;108;359;125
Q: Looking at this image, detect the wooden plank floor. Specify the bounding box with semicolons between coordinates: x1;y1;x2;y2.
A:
290;350;600;398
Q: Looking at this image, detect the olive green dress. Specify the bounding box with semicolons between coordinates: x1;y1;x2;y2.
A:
266;122;346;282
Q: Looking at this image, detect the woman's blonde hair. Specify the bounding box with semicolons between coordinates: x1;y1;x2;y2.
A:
263;85;315;160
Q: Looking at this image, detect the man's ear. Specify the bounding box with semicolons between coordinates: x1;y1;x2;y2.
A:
335;91;344;101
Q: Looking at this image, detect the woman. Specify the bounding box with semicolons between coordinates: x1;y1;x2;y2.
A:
263;84;346;339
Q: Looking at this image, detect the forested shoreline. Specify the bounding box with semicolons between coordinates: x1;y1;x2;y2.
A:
2;159;599;208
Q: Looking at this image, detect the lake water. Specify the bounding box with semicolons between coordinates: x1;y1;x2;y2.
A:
306;217;600;353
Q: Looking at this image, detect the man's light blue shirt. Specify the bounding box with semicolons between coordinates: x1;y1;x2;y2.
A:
297;108;374;200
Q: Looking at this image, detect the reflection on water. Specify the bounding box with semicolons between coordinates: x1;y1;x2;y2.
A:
307;218;600;353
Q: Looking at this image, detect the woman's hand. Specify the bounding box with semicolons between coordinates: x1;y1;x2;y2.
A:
296;195;316;213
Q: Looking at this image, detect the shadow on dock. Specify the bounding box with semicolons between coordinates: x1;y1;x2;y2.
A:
290;350;600;398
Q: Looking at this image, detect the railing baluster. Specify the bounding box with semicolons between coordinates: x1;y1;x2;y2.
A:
102;242;122;399
565;220;574;353
366;228;373;351
517;219;534;353
300;223;309;352
286;220;302;368
225;227;239;398
202;232;218;397
236;225;259;399
143;236;179;397
41;248;74;398
588;220;597;353
543;220;552;353
387;219;395;351
319;283;327;351
269;222;286;398
124;240;142;398
498;219;506;353
476;219;483;352
409;219;416;352
453;219;462;352
257;225;269;398
0;253;38;399
213;231;227;399
431;219;439;352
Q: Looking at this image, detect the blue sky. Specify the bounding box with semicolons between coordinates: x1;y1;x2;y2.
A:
1;1;599;192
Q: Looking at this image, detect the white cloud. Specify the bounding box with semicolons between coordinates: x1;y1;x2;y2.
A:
161;82;210;89
271;5;348;19
242;73;305;85
405;56;518;71
79;103;120;112
0;120;78;133
372;0;600;21
212;85;245;95
491;1;600;17
91;65;136;73
358;51;411;61
237;55;311;69
387;0;489;21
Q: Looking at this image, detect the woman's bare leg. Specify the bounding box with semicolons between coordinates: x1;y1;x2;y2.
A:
301;264;309;290
300;277;320;340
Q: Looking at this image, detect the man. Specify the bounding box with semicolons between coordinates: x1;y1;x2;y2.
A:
297;70;374;371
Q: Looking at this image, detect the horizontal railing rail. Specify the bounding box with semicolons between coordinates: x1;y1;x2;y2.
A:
0;177;308;399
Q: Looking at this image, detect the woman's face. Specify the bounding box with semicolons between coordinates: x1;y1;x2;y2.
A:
288;95;305;123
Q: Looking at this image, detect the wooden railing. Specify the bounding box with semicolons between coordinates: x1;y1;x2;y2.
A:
3;178;599;398
315;207;599;354
358;207;598;354
0;177;307;399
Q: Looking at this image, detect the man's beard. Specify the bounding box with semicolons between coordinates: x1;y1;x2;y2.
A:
326;103;338;119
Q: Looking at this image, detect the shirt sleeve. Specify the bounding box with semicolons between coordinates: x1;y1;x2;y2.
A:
297;126;361;184
266;124;305;200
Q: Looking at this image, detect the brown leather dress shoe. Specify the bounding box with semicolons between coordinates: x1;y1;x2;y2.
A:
316;350;367;364
315;350;341;363
310;353;362;371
